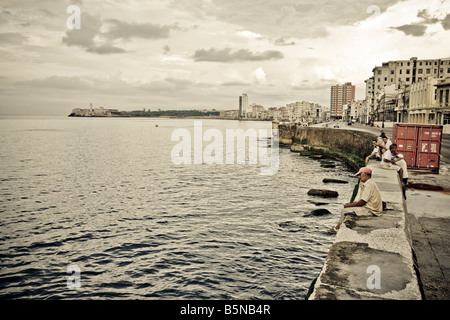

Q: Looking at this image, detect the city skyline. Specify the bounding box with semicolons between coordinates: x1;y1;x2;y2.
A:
1;0;450;115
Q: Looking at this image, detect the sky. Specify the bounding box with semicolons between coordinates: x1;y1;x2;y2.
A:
1;0;450;116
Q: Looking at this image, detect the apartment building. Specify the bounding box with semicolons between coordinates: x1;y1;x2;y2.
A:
330;82;355;119
372;57;450;92
435;78;450;126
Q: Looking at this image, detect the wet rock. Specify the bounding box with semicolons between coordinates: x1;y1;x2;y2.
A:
307;189;339;198
279;138;293;145
307;200;329;206
323;178;348;184
321;163;336;168
299;151;314;157
278;221;307;232
305;209;332;217
290;144;305;153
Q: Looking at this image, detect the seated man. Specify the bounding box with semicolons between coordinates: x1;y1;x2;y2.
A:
382;136;392;153
327;167;382;234
381;144;408;186
377;134;392;155
365;139;382;165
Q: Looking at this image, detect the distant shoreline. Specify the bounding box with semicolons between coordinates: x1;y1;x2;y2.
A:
67;115;271;122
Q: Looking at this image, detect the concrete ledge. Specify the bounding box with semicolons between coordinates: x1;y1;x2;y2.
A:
308;161;423;300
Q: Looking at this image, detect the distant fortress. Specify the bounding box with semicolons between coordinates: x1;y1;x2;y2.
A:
68;104;221;118
69;103;120;117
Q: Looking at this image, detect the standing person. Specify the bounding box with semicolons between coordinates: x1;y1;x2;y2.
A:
327;167;383;234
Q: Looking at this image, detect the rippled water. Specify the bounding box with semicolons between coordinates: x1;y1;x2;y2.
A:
0;116;356;299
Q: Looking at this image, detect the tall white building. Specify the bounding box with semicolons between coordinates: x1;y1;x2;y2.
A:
239;93;248;118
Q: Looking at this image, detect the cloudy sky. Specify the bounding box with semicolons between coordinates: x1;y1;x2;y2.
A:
1;0;450;115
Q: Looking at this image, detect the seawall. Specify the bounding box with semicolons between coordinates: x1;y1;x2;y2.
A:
309;161;422;299
278;125;376;160
277;124;423;299
278;125;377;171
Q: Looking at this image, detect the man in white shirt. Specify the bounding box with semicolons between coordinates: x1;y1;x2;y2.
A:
327;167;383;234
382;144;408;185
365;139;382;165
382;136;392;151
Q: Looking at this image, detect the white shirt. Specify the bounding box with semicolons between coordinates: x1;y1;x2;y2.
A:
372;146;381;158
382;149;393;162
385;139;392;151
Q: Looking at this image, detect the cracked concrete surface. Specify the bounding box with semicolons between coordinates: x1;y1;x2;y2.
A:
309;162;422;300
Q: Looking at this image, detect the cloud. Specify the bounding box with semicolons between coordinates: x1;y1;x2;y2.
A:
392;23;427;36
391;8;450;37
237;30;262;39
0;9;13;25
442;13;450;30
163;45;171;55
416;9;440;24
62;13;175;54
16;76;93;90
221;81;251;86
86;44;127;55
274;36;296;46
253;67;266;83
62;13;116;54
0;32;28;45
291;79;338;91
104;19;173;41
169;0;404;39
193;48;283;62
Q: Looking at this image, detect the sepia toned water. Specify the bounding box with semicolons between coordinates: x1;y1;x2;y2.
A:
0;116;356;299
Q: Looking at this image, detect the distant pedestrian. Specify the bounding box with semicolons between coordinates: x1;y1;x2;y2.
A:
327;167;383;234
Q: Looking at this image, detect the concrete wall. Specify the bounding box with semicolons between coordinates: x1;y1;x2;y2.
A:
294;127;377;160
373;121;394;128
444;124;450;134
278;125;376;160
278;124;297;145
308;162;422;300
279;124;423;300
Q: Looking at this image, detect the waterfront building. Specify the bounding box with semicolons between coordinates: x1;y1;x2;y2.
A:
330;82;355;119
408;77;438;124
239;93;248;118
364;77;375;124
367;57;450;122
219;110;239;119
372;57;450;92
249;104;265;119
224;98;325;122
378;85;397;123
70;104;119;117
436;78;450;128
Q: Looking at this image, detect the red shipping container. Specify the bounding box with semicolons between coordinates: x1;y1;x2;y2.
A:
393;124;418;168
416;126;442;171
392;123;443;172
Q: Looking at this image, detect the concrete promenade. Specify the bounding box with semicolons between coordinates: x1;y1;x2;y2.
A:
312;121;450;299
309;161;422;299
